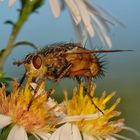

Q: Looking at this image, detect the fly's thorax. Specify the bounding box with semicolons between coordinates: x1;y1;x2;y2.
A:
44;57;68;80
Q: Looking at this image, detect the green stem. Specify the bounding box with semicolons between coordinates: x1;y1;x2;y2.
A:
0;2;34;73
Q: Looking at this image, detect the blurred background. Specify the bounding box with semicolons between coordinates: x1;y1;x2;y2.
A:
0;0;140;139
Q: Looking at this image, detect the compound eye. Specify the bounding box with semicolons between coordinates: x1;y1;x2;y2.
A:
32;55;42;69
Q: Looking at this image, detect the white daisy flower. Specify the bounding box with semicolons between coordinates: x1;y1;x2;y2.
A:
49;0;123;48
0;79;64;140
6;0;121;48
50;82;139;140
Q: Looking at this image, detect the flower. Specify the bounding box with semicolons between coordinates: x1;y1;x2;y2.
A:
0;78;64;140
50;82;138;140
0;78;138;140
49;0;122;48
6;0;121;48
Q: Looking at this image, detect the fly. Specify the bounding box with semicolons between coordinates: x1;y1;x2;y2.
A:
13;43;131;113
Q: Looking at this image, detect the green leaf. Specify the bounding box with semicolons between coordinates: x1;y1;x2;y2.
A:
4;20;15;27
28;134;38;140
0;73;13;87
0;125;13;140
0;77;13;82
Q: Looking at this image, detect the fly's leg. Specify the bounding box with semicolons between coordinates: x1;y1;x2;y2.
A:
18;72;27;88
26;78;46;110
76;77;89;93
47;64;72;99
34;78;45;95
76;77;104;114
87;77;104;114
86;90;104;114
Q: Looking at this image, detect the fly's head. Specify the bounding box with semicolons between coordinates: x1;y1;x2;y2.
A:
14;53;46;78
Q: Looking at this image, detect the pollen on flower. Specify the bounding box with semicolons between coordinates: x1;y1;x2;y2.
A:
63;82;125;139
0;79;63;134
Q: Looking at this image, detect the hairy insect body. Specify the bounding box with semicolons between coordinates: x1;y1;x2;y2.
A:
64;50;100;77
24;43;102;81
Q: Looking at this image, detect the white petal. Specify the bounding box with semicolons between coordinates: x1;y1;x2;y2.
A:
65;0;81;24
50;123;73;140
122;126;140;136
35;131;51;140
84;0;114;29
85;23;95;37
83;133;97;140
90;1;124;27
0;114;11;129
8;0;16;7
49;0;61;17
74;0;95;36
75;0;90;25
7;125;28;140
90;13;112;48
105;136;117;140
50;125;63;140
72;124;82;140
103;35;112;48
30;82;38;90
60;123;73;140
60;112;102;124
30;82;45;97
71;17;83;43
113;134;133;140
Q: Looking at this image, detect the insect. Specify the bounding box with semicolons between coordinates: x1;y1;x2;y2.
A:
13;43;127;81
13;43;130;113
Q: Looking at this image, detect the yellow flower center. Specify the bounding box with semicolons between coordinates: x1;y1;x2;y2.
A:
0;78;60;133
64;82;124;137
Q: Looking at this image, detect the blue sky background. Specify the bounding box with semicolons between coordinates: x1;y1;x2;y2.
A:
0;0;140;137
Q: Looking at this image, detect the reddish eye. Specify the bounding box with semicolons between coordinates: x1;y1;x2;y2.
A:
32;55;42;69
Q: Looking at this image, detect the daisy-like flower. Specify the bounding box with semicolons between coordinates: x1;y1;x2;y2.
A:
49;0;122;48
6;0;121;48
7;0;122;48
0;78;64;140
50;82;138;140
